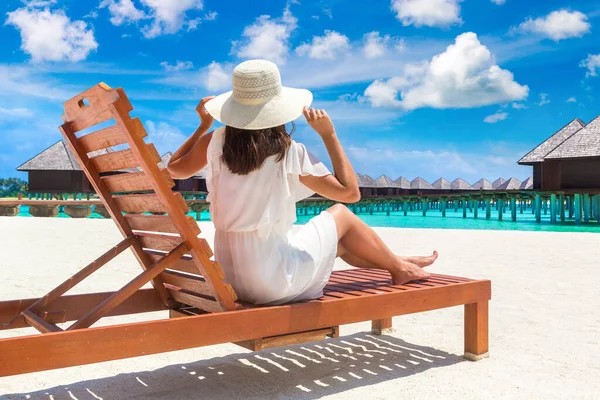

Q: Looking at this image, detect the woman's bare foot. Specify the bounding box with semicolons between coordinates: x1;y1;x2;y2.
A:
391;260;430;285
399;251;438;268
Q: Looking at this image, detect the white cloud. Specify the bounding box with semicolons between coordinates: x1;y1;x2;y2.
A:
145;120;186;152
99;0;145;25
364;32;529;110
514;10;590;41
391;0;462;28
491;0;505;4
5;6;98;62
296;30;350;60
0;107;34;118
567;97;577;103
538;93;550;106
205;62;230;91
0;65;76;100
160;60;194;72
363;31;404;59
484;111;508;123
580;54;600;77
151;61;231;92
140;0;204;38
512;102;528;109
234;7;297;64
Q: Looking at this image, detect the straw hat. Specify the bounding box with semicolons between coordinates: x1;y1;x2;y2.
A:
205;59;313;130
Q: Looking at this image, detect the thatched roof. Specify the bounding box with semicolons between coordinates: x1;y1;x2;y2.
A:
432;178;451;190
374;174;398;188
472;178;493;190
544;116;600;159
520;177;534;189
17;141;110;171
410;177;434;190
357;173;377;188
492;178;505;189
394;176;411;189
496;177;522;190
451;178;475;190
518;118;586;165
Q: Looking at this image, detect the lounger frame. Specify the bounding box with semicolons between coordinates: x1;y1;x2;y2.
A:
0;83;491;377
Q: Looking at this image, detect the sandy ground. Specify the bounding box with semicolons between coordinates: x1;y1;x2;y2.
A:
0;217;599;399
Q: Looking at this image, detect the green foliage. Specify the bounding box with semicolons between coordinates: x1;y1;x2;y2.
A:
0;177;28;197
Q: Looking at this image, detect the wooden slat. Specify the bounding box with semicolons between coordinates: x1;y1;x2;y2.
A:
139;234;181;253
125;214;201;235
91;144;160;174
62;83;126;132
22;310;62;333
114;192;188;214
79;118;146;153
146;252;200;275
166;287;223;313
161;270;211;294
101;168;174;193
68;243;189;330
1;289;165;331
0;279;491;376
235;327;336;351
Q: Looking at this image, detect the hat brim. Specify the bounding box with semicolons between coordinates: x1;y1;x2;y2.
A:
205;87;313;130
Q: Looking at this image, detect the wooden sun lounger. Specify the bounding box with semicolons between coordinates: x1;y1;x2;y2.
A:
0;83;491;377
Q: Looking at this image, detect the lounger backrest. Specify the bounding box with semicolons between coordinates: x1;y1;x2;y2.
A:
59;83;238;312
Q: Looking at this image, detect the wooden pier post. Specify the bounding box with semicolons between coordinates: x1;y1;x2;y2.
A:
422;200;427;217
574;194;581;224
473;201;478;219
535;194;541;223
485;199;491;220
559;194;565;222
403;202;408;216
441;200;446;217
583;194;590;223
510;198;517;222
497;199;503;221
463;200;467;218
550;194;557;223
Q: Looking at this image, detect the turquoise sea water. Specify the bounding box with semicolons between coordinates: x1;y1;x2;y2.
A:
14;205;600;233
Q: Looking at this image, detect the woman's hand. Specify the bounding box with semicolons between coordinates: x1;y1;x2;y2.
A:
303;106;336;138
196;96;216;128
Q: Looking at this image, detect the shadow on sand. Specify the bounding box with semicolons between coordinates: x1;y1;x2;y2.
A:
8;333;464;399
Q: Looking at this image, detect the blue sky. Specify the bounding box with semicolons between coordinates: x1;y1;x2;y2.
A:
1;0;600;184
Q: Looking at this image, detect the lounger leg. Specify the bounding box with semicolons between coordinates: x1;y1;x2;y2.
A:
372;318;393;335
464;301;489;361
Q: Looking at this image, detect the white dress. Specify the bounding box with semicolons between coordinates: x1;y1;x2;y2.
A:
205;127;338;305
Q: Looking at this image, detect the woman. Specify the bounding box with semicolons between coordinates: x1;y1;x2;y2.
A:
167;59;437;305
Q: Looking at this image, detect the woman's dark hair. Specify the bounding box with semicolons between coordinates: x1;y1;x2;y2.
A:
222;123;294;175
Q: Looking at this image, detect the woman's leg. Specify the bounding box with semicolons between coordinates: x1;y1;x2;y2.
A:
338;246;438;269
325;204;431;284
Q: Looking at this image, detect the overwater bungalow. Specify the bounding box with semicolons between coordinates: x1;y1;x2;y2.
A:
394;176;411;190
535;116;600;190
472;178;493;190
451;178;476;191
520;177;534;190
518;118;586;190
410;177;435;194
492;178;506;189
374;174;405;196
356;173;377;197
496;177;522;191
432;178;451;190
17;141;109;193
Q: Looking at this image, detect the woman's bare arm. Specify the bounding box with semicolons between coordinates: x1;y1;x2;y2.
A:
299;107;360;203
167;97;215;179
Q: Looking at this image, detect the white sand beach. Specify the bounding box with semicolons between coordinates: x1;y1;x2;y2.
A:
0;217;598;399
